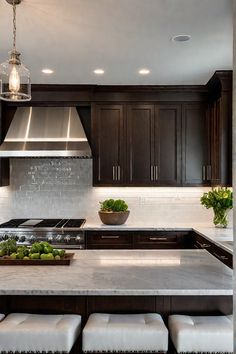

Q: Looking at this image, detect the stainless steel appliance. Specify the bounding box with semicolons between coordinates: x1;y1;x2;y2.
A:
0;107;92;158
0;218;86;249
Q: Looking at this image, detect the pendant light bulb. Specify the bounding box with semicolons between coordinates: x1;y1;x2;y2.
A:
9;65;20;93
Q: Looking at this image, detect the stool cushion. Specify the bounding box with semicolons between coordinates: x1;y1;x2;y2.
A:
168;314;233;353
0;313;81;353
83;313;168;353
0;314;5;321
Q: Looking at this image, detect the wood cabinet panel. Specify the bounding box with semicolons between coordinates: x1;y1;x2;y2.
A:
182;103;208;185
154;104;181;185
93;104;125;185
126;104;154;184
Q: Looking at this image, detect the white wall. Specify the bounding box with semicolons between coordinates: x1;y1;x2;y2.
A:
0;158;231;226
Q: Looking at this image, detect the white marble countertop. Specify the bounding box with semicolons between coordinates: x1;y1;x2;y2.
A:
83;222;234;254
0;250;232;296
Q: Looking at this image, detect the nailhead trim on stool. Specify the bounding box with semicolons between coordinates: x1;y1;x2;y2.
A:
82;313;168;353
168;315;233;354
0;313;81;353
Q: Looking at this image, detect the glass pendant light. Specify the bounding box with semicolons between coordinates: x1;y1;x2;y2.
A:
0;0;31;102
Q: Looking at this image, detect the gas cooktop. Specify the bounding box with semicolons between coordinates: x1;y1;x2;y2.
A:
0;218;86;229
0;219;86;249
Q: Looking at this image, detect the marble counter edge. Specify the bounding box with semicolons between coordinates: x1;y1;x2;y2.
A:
0;289;232;296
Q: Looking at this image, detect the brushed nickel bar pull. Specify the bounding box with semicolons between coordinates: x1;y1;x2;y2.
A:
151;166;154;181
101;236;120;239
155;165;158;181
112;166;115;181
149;237;168;241
117;166;121;181
196;240;211;248
202;166;206;181
213;252;228;260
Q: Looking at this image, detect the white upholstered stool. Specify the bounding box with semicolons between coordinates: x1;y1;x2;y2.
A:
0;314;5;321
0;313;81;353
83;313;168;353
168;314;233;353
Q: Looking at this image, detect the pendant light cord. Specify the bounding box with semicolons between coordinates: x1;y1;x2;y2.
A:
12;0;17;51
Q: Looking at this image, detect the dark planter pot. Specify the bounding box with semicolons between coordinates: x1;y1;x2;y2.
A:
98;211;130;225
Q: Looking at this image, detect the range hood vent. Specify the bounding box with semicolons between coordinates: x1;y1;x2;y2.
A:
0;107;92;158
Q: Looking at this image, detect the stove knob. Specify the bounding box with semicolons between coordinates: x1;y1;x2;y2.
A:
47;235;54;243
19;235;26;242
75;235;82;243
12;235;19;241
64;235;71;243
2;234;9;241
56;235;62;242
29;235;36;243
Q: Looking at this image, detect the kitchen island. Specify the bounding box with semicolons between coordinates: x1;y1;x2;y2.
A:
0;249;232;322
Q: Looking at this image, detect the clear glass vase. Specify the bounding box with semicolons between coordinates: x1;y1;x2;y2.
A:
213;208;230;228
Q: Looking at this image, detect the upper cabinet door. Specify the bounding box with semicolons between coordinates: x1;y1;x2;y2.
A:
154;104;181;186
182;103;208;185
127;104;155;185
93;104;125;185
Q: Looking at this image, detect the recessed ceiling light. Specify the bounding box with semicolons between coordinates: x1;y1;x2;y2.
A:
93;69;105;75
172;35;191;42
139;69;150;75
41;68;54;74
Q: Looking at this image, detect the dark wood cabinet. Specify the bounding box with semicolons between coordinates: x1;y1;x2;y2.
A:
193;233;232;268
154;104;181;185
92;104;125;186
93;103;183;186
86;230;192;250
126;104;154;185
207;71;232;186
182;103;209;185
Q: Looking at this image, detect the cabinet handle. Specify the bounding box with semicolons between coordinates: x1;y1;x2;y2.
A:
196;240;211;248
155;165;158;181
149;237;168;241
213;252;228;261
112;166;116;181
117;166;121;181
151;166;154;181
101;236;120;239
202;166;206;181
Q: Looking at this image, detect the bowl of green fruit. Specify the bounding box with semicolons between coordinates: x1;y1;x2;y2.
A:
0;239;73;265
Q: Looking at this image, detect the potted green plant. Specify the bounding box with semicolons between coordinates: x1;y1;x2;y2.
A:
99;199;130;225
200;187;233;228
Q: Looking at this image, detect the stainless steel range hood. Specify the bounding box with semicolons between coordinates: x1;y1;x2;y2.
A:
0;107;92;158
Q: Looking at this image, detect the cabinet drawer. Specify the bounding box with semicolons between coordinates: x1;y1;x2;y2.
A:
134;233;180;249
86;232;132;245
209;245;233;269
135;234;177;244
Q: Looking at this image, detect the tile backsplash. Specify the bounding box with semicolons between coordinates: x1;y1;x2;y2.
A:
0;158;232;225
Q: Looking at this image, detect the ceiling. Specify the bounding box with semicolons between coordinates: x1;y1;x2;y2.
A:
0;0;233;85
